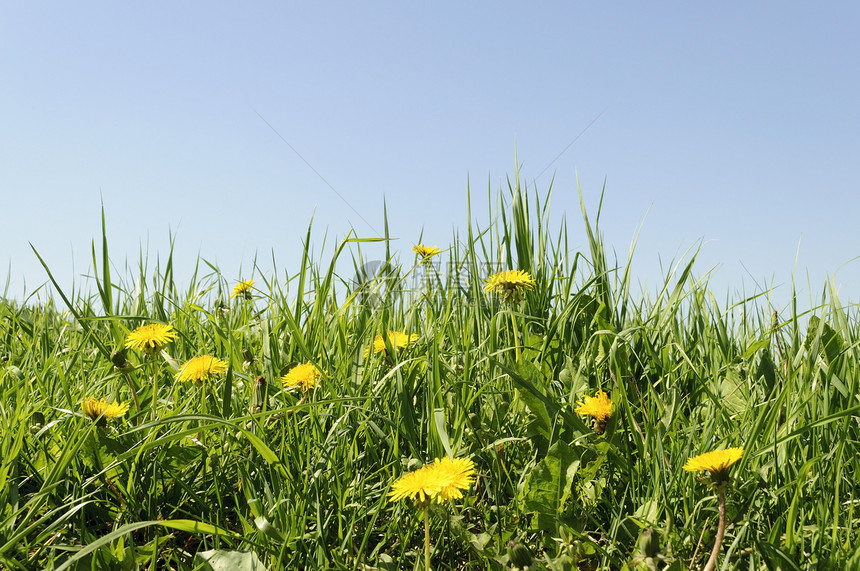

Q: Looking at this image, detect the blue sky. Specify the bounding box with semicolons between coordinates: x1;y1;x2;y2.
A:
2;2;858;311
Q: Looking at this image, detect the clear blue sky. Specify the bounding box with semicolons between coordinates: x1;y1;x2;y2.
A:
3;2;858;311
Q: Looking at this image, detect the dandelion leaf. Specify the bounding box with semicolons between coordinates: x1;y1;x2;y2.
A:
512;360;555;440
521;440;580;530
719;366;748;415
195;549;266;571
376;553;399;571
804;316;844;364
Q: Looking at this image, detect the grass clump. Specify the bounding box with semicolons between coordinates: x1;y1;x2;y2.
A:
0;170;858;570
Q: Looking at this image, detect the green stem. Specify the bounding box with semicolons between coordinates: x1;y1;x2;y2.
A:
704;487;727;571
509;310;521;361
150;359;159;421
124;373;141;417
201;382;209;415
424;506;431;571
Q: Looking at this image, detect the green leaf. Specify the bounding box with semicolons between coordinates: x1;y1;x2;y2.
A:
159;445;205;473
494;358;584;440
254;516;284;543
757;540;803;571
376;553;399;571
54;520;240;571
848;542;860;570
433;408;453;458
195;549;267;571
719;366;748;415
517;385;552;440
804;316;844;364
222;364;233;418
520;440;580;531
743;338;770;360
155;519;240;538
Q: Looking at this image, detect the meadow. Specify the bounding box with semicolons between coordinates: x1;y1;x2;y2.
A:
1;174;858;570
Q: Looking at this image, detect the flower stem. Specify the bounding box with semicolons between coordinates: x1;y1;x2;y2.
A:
704;487;727;571
150;359;159;421
124;373;141;416
509;310;521;361
200;382;208;415
424;506;431;571
286;394;308;416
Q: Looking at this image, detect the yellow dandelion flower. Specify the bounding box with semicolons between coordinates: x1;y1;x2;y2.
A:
125;323;178;355
412;244;441;264
484;269;535;303
574;389;612;422
176;355;229;383
281;362;323;391
429;457;477;501
683;447;744;477
82;398;130;422
368;331;419;356
231;279;255;299
388;456;476;506
388;465;441;505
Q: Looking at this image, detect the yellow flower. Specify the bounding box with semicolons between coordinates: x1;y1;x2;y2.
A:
574;389;612;422
683;447;744;477
125;323;178;355
431;457;478;501
176;355;229;382
231;279;255;299
412;244;441;263
281;362;323;391
484;269;535;303
82;398;130;421
368;331;419;356
388;456;476;506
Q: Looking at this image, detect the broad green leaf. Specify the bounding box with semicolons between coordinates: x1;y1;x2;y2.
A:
719;366;747;415
196;549;267;571
520;440;579;531
804;316;844;364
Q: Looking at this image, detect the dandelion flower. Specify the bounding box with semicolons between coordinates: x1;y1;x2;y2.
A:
125;323;178;355
388;456;476;571
388;456;476;506
484;269;535;303
231;279;255;299
388;464;443;505
281;362;323;391
683;447;744;479
429;457;477;501
176;355;229;383
575;389;612;422
368;331;419;356
685;447;744;570
82;398;130;422
412;244;441;264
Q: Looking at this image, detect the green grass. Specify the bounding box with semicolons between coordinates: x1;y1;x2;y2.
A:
1;171;858;570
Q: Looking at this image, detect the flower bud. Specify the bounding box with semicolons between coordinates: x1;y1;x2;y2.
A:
110;350;133;371
242;347;256;370
251;375;267;413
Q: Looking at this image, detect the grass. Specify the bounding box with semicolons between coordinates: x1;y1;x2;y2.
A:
1;171;858;570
